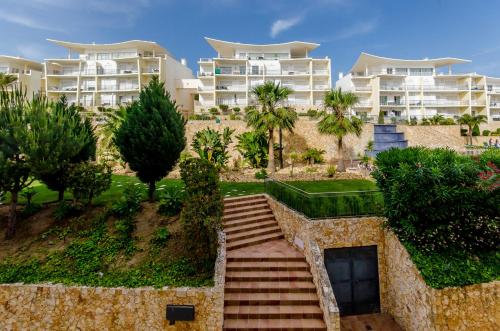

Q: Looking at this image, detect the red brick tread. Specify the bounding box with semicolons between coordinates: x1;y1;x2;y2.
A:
224;202;270;215
223;318;326;330
225;270;313;282
224;214;276;228
226;226;282;243
224;304;323;319
225;281;316;293
224;220;278;235
224;198;268;209
223;209;273;222
226;233;284;250
226;261;310;271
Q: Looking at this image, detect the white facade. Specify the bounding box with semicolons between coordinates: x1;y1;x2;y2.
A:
196;38;332;112
43;39;193;109
0;55;42;98
337;53;500;123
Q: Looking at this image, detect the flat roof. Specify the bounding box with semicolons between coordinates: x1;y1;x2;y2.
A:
0;55;43;71
46;39;170;55
350;52;471;72
205;37;320;54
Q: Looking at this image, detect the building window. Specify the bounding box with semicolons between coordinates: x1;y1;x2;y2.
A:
386;68;393;75
395;68;408;75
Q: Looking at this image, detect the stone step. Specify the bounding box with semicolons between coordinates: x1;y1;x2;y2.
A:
225;281;316;293
223;214;275;229
223;209;273;222
224;292;320;306
224;220;278;235
224;202;270;216
224;304;324;319
226;270;313;282
226;233;284;251
226;255;306;263
223;194;266;204
224;197;268;209
226;226;282;243
224;318;326;330
226;261;309;272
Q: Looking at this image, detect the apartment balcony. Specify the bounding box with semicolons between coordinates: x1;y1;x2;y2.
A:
197;71;214;78
354;101;372;108
312;69;329;75
47;86;78;92
313;84;329;90
416;100;466;107
198;58;213;63
490;102;500;108
407;85;469;91
354;86;372;92
99;85;140;92
380;85;404;91
471;100;486;106
283;84;310;91
47;69;80;76
471;85;485;91
215;85;247;92
141;68;160;74
380;101;405;107
487;87;500;94
198;86;214;92
80;86;96;91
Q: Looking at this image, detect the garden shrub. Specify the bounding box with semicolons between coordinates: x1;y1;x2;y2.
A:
255;168;268;180
479;148;500;168
157;188;184;216
409;116;418;126
53;201;82;222
233;107;241;113
472;123;480;136
209;107;219;115
301;148;325;165
483;129;491;136
111;184;143;218
150;227;171;247
236;131;268;168
439;118;455;125
377;111;385;124
306;109;319;119
180;158;222;271
68;162;112;207
327;165;337;177
191;127;234;170
373;147;499;253
218;104;230;114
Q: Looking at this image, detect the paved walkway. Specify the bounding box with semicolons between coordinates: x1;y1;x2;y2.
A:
340;313;402;331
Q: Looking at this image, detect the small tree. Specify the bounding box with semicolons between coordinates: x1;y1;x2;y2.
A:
180;158;223;270
458;114;487;145
235;131;268;168
0;73;17;88
114;76;186;202
27;95;96;201
191;127;234;170
67;162;112;207
0;87;32;239
377;110;385;124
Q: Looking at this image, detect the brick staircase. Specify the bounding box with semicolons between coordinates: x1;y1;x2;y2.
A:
223;195;327;331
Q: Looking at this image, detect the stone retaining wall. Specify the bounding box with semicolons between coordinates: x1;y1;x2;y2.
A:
384;231;500;331
0;234;226;331
186;120;500;163
266;195;500;331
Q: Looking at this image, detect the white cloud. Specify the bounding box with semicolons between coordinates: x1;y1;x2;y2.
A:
270;16;303;38
333;19;378;40
0;9;62;32
16;44;48;60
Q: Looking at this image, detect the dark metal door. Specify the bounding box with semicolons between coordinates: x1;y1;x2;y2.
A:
324;246;380;316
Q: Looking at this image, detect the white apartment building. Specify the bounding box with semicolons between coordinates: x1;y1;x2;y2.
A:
196;38;331;111
337;53;500;122
0;55;43;97
43;39;194;110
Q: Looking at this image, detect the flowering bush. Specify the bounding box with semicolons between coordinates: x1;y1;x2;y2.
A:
373;147;499;253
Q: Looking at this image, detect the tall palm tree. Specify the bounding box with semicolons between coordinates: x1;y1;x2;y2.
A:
276;107;298;169
93;106;127;162
457;114;487;145
247;81;292;175
317;88;363;172
0;73;17;88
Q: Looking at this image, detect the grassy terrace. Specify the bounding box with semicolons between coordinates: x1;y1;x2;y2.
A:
11;176;376;205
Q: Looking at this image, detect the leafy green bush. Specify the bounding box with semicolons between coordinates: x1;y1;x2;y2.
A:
327;165;337;177
472;123;480;136
53;201;82;222
68;162;112;207
439;118;455;125
421;118;430;125
301;148;325;165
191;127;234;170
377;111;385;124
305;166;318;173
409;117;418;126
255;169;268;180
229;114;240;120
180;158;222;271
209;107;219;115
373;147;499;253
483;129;491;136
158;188;184;216
480;148;500;168
218;104;230;114
150;227;171;247
111;184;143;218
236;131;268;168
306;109;319;119
233;107;241;113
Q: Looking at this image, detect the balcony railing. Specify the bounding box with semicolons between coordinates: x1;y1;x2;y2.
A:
380;101;405;106
490;102;500;108
99;85;139;91
199;58;213;62
355;101;372;107
313;84;329;90
312;69;329;75
471;101;486;106
198;86;214;91
47;70;80;76
197;71;214;77
215;85;247;91
380;85;404;91
354;86;372;91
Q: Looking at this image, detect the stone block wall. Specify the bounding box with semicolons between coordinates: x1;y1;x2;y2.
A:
384;231;500;331
267;195;500;331
0;233;226;331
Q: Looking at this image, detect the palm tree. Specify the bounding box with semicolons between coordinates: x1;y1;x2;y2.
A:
0;73;17;88
429;114;444;125
317;88;363;172
276;107;298;169
457;114;487;145
93;106;127;162
247;81;292;175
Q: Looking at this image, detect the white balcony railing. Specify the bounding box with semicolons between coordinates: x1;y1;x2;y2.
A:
380;85;404;91
354;86;372;91
312;69;328;75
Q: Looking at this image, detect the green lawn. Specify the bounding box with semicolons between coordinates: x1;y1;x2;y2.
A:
8;175;376;205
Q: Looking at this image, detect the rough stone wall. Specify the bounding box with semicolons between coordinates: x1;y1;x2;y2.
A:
0;233;226;331
186;120;500;163
384;230;500;331
267;196;500;331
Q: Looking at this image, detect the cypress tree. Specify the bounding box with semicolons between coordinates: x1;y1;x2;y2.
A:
114;76;186;202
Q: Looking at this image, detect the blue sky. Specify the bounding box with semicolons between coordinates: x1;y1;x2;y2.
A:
1;0;500;79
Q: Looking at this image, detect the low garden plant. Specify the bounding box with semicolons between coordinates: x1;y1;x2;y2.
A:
373;147;500;288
